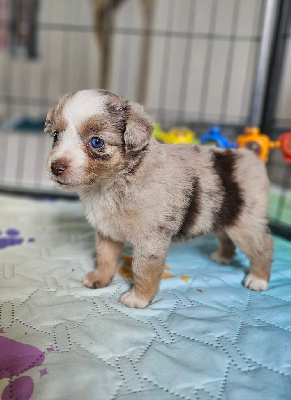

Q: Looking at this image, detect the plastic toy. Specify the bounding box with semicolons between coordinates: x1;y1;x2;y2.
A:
200;126;238;148
162;127;199;144
280;132;291;163
153;122;162;139
153;123;199;144
237;127;281;163
154;123;291;163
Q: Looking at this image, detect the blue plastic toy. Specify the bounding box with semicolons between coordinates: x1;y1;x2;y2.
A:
200;126;238;149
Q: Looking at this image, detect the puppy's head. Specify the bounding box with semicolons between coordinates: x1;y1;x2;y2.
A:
45;89;153;190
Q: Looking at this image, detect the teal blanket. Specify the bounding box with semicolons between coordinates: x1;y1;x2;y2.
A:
0;194;290;400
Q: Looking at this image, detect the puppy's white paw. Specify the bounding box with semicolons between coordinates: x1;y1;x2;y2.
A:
82;271;112;289
119;289;150;308
244;273;268;291
211;251;233;265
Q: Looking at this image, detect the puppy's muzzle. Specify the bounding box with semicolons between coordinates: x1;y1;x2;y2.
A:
51;160;68;177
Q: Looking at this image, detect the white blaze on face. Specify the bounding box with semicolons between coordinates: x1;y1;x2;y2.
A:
62;90;106;128
50;90;106;182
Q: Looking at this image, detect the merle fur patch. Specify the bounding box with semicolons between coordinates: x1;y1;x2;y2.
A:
124;146;148;174
212;150;244;230
173;176;201;240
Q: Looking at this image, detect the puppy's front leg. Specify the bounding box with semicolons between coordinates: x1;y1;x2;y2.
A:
119;245;168;308
82;233;123;289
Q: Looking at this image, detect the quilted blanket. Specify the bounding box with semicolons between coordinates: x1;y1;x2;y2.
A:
0;194;291;400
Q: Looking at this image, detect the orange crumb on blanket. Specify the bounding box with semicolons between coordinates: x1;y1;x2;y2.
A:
122;256;133;268
119;256;189;283
162;272;176;279
118;266;134;278
181;275;189;283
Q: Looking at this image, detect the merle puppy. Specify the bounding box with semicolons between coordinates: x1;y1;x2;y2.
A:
45;89;273;308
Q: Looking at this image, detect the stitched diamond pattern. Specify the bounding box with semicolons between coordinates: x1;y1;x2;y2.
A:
0;194;291;400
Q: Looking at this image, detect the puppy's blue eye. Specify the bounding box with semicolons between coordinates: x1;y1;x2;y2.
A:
90;137;104;149
53;131;59;143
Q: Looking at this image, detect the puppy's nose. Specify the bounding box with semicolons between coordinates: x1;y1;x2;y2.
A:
51;160;67;176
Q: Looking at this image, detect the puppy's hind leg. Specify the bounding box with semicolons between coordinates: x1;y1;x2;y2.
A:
82;233;123;289
226;225;273;291
211;231;236;265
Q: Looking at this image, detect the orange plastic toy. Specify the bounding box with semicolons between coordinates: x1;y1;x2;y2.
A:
237;127;281;162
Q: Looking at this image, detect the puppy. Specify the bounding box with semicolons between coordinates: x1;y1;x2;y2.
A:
45;89;273;308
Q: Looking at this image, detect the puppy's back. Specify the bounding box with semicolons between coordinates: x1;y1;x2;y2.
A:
161;144;269;240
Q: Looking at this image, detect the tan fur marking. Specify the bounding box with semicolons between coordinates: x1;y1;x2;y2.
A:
226;226;273;283
119;240;169;308
82;233;123;288
78;115;124;146
211;231;236;264
45;93;74;134
119;258;165;308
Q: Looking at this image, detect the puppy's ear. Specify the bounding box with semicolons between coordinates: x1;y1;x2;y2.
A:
44;107;55;135
124;102;153;153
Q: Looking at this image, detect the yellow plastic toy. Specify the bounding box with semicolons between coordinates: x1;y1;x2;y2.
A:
153;122;163;139
153;123;199;144
237;127;280;163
